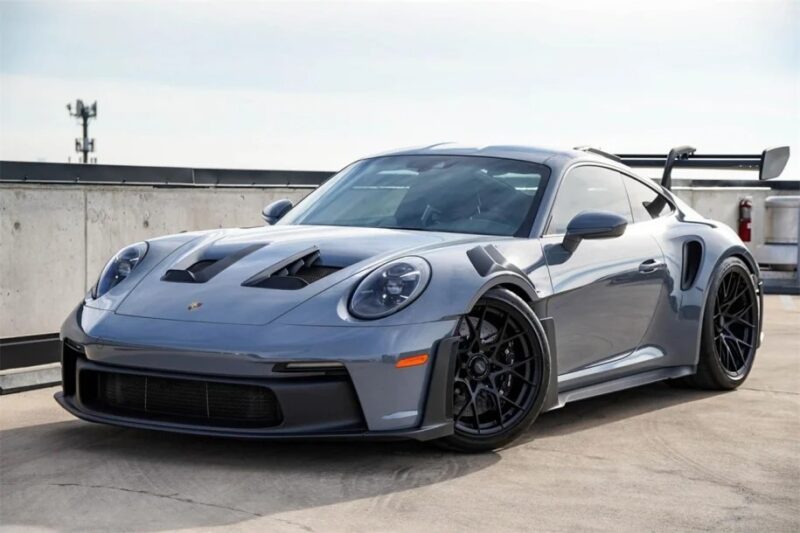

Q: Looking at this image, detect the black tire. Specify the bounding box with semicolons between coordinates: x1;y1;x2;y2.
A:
678;256;759;390
436;288;551;452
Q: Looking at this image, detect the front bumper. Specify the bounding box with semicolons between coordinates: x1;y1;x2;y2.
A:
56;304;458;441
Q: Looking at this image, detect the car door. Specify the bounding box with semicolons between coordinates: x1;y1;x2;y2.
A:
541;165;667;375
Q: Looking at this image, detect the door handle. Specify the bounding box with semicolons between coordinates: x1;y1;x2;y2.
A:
639;259;666;273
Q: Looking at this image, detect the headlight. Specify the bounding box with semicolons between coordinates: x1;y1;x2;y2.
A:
349;257;431;319
92;242;148;298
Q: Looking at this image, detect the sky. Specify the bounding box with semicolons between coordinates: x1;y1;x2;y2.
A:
0;0;798;176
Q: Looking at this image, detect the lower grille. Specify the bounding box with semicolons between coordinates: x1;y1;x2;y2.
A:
81;370;282;428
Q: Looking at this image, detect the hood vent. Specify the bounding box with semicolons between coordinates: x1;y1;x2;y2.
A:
242;248;340;290
162;243;265;283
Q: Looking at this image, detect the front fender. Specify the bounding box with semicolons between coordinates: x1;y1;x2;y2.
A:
275;239;552;327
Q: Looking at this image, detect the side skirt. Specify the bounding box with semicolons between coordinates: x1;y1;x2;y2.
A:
545;365;695;412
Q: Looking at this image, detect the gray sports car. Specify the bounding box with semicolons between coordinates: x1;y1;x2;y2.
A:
56;143;790;451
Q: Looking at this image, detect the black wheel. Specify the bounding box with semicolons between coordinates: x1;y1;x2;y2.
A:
680;257;759;390
437;288;550;452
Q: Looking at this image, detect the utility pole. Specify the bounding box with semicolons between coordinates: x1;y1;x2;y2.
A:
66;99;97;163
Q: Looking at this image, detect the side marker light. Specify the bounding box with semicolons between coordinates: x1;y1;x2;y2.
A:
396;353;429;368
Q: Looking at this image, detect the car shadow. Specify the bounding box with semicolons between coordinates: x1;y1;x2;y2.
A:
517;381;721;445
0;417;499;531
0;383;720;531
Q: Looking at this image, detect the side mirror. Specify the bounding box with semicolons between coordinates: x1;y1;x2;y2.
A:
262;199;293;225
563;210;628;253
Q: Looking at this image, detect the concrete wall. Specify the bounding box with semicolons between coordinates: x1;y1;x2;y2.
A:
672;186;773;253
2;183;797;339
0;185;310;338
672;187;799;265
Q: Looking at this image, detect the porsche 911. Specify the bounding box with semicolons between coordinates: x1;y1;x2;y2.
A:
56;143;790;451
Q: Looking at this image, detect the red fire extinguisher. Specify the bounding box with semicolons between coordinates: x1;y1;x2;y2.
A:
738;198;752;242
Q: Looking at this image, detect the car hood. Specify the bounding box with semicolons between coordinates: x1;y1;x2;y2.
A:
116;224;499;325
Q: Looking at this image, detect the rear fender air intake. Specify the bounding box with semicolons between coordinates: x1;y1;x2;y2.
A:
681;240;703;290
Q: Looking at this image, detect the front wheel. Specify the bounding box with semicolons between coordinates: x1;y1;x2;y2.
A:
436;288;550;452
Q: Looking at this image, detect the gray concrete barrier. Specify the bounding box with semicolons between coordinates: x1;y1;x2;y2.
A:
1;164;798;373
672;186;773;254
3;183;798;339
0;184;311;339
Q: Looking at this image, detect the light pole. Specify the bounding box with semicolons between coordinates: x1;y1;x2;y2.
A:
66;100;97;163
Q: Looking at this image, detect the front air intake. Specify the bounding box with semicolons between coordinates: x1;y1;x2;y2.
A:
80;369;283;428
243;247;340;290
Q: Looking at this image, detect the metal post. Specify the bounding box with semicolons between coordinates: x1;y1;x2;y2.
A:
81;115;89;163
66;100;97;163
796;205;800;285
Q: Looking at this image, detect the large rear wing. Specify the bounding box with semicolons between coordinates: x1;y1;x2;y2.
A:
576;145;791;190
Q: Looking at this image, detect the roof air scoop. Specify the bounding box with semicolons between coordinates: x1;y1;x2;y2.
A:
242;247;341;290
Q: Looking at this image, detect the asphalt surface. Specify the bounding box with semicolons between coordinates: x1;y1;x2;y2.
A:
1;295;798;532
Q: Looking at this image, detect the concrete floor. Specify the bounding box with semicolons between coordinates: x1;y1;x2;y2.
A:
1;296;798;532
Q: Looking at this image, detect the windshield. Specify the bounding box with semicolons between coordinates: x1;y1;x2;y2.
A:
279;155;550;236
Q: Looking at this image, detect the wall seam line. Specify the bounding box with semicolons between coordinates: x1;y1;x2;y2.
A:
83;189;88;293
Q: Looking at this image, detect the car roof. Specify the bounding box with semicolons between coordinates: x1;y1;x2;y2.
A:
363;142;629;176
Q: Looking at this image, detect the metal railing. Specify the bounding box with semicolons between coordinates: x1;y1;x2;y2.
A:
0;161;334;188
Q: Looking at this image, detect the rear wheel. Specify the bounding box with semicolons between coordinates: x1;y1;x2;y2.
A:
437;288;550;452
679;257;759;389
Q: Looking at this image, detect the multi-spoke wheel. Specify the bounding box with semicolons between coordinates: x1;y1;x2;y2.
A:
680;257;759;390
713;267;757;376
438;288;550;452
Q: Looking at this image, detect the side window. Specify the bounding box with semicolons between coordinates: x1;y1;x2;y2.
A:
623;176;674;222
547;166;632;234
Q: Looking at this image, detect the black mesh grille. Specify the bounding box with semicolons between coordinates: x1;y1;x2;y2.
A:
81;370;282;428
294;265;341;284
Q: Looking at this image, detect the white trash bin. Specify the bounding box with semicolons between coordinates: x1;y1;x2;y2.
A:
761;196;800;280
